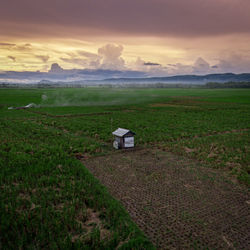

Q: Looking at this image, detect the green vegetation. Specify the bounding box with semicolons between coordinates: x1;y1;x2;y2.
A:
1;87;250;248
205;81;250;88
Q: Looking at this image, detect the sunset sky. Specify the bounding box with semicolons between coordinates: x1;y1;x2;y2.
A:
1;0;250;76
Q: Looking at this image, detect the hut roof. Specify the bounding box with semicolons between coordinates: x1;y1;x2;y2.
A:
112;128;135;137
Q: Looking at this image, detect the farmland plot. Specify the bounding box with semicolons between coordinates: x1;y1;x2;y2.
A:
84;148;250;249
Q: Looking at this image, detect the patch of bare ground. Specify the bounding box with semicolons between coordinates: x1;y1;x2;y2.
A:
171;96;204;99
172;128;249;142
202;128;250;137
25;109;112;118
150;97;208;109
122;109;136;112
83;149;250;249
71;208;112;243
150;103;201;109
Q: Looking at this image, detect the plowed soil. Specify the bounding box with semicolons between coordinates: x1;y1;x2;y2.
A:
83;149;250;249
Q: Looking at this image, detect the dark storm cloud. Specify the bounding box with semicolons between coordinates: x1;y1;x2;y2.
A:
8;56;16;62
144;62;161;66
35;55;50;63
1;0;250;38
211;65;218;69
0;43;16;47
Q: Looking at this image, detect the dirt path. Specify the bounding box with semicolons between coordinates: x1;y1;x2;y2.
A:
26;109;112;118
83;149;250;249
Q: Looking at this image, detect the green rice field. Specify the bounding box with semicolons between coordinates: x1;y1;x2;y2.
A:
0;87;249;248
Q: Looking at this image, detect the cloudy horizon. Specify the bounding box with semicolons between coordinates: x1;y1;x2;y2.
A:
1;0;250;78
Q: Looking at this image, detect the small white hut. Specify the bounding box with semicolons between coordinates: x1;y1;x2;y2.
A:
112;128;135;149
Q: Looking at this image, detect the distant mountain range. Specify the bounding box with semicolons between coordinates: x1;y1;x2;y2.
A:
104;73;250;84
1;71;250;85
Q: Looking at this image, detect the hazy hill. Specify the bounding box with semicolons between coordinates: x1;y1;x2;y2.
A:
104;73;250;84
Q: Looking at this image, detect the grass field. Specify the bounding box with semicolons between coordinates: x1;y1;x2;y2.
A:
0;87;249;248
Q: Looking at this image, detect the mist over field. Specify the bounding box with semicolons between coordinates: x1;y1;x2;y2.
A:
39;88;161;107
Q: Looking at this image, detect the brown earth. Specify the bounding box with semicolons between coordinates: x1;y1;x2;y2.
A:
149;103;201;109
83;148;250;249
26;109;112;118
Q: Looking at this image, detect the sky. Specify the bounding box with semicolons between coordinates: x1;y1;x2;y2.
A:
1;0;250;78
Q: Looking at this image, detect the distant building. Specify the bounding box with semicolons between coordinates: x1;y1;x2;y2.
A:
112;128;135;149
